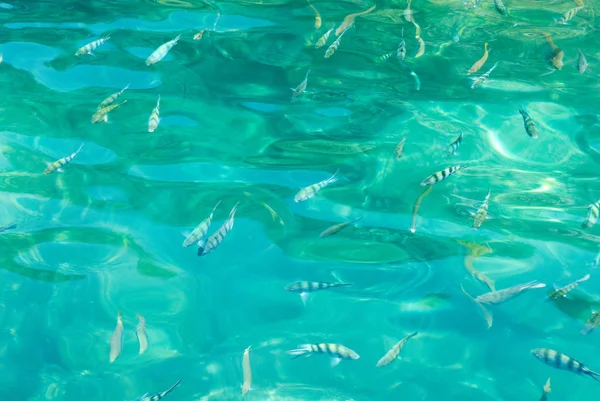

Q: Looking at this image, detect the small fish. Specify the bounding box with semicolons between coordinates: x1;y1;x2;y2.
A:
241;346;252;396
531;348;600;382
148;95;161;133
291;69;310;101
494;0;507;15
471;61;498;89
558;6;583;24
146;35;180;66
316;24;335;48
581;310;600;335
294;170;339;202
286;343;359;367
473;189;491;230
452;18;461;42
136;314;149;355
44;143;84;175
476;280;545;305
98;83;130;109
403;0;414;22
325;29;347;59
420;165;467;186
397;36;406;62
540;378;551;401
415;36;425;58
193;30;205;40
320;217;362;238
198;202;239;256
577;48;588;74
286;281;352;305
519;106;539;139
307;0;321;29
394;136;407;160
542;32;563;70
468;43;490;74
410;186;433;233
138;380;182;401
335;5;376;36
92;100;127;124
583;200;600;229
548;273;590;300
75;35;110;56
457;240;495;292
461;282;493;328
183;200;222;247
446;130;463;155
109;314;124;363
376;331;417;368
378;52;394;62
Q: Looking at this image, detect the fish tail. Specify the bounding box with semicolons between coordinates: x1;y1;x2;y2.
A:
212;200;222;212
587;370;600;382
407;331;418;339
333;282;353;288
328;168;340;183
525;280;546;289
165;379;182;395
286;344;312;359
75;143;85;154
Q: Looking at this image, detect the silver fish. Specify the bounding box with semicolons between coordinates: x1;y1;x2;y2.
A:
44;143;84;175
519;106;539;139
420;165;467;186
146;35;180;66
294;170;339;202
548;273;590;300
286;343;359;367
494;0;507;15
582;311;600;335
182;200;221;248
319;217;362;238
75;35;110;55
291;69;310;101
138;380;182;401
577;48;588;74
241;346;252;396
285;281;352;304
136;314;148;355
473;189;491;230
475;280;545;305
148;95;160;133
582;200;600;229
471;61;499;89
397;28;406;61
324;28;347;59
446;130;463;155
98;83;130;109
198;202;239;256
109;314;124;363
376;331;417;368
394;136;407;160
316;24;335;49
531;348;600;382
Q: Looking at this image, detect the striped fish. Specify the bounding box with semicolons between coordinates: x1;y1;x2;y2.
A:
494;0;507;15
315;24;334;49
285;281;352;304
44;143;84;175
98;83;130;109
531;348;600;382
581;310;600;335
286;343;359;367
397;28;406;61
475;280;545;305
519;106;539;139
198;202;239;256
473;189;491;230
324;28;347;59
109;314;124;363
92;100;127;124
241;346;252;396
335;5;376;36
577;49;588;74
148;95;161;133
376;331;417;368
558;6;583;24
75;35;110;55
548;273;590;300
378;52;394;62
420;165;467;186
294;170;339;202
582;200;600;229
291;69;310;101
394;136;407;160
319;217;362;238
183;200;221;248
138;380;182;401
471;61;498;89
540;378;551;401
136;314;149;355
446;130;463;155
193;30;205;40
146;35;180;66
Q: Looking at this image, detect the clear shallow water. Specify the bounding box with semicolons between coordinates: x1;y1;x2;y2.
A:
1;0;600;400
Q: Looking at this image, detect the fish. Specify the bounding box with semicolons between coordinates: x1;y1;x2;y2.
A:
335;5;376;36
420;165;467;186
146;35;180;66
198;202;239;256
519;106;539;139
540;378;551;401
294;170;339;202
138;380;182;401
397;31;406;62
148;95;161;133
581;310;600;335
446;130;463;155
471;61;498;89
410;186;433;233
376;331;417;368
378;52;394;62
44;143;84;175
394;136;407;160
183;200;222;248
98;83;130;109
75;35;110;56
109;314;124;363
320;217;362;238
136;314;149;355
473;189;491;230
548;274;590;300
403;0;414;22
285;281;352;305
461;282;493;328
316;24;335;49
451;18;461;42
541;32;563;70
531;348;600;382
241;346;252;396
193;30;205;40
468;42;490;74
577;48;588;74
457;240;495;292
494;0;508;15
558;6;583;24
325;29;347;59
286;343;359;367
583;200;600;229
306;0;321;28
475;280;545;305
92;100;126;124
415;36;425;58
573;0;584;5
291;69;310;101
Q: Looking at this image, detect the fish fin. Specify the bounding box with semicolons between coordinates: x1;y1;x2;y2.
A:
197;247;205;256
197;239;205;248
552;283;559;291
181;231;191;238
587;369;600;382
287;344;311;359
57;167;64;173
330;357;342;367
528;281;546;289
580;273;591;282
300;292;309;305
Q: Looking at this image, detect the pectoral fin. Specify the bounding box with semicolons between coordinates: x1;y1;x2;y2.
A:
330;357;342;367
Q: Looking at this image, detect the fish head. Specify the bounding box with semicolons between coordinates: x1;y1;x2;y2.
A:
530;348;545;359
348;350;360;360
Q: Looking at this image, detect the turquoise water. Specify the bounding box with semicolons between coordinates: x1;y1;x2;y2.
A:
2;0;600;399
